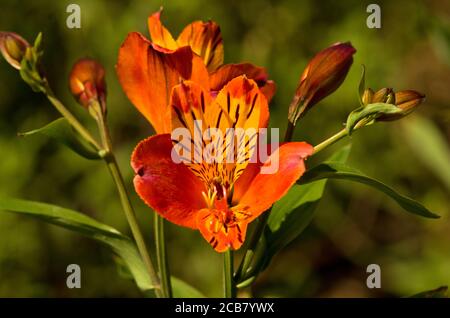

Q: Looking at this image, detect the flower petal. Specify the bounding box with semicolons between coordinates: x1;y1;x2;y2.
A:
196;209;248;252
177;21;223;72
131;134;206;228
233;142;313;221
147;9;178;50
260;80;276;104
204;76;270;183
209;63;276;102
117;32;196;133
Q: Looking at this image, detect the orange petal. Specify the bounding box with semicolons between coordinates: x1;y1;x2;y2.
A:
177;21;223;72
207;75;270;130
196;209;248;252
209;63;276;103
169;80;212;182
147;9;178;50
131;134;206;228
205;76;269;183
117;32;194;133
233;142;313;221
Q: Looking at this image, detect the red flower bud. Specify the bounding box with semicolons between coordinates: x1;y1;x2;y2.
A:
289;42;356;124
0;31;30;70
69;58;106;111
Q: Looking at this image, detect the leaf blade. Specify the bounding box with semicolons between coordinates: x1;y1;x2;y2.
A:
0;197;153;293
298;162;439;219
19;118;101;160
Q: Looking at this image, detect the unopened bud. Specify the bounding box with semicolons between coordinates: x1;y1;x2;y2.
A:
377;90;425;121
0;32;30;70
69;58;106;113
288;42;356;124
361;88;374;105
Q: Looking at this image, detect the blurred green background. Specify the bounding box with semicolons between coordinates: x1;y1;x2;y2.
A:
0;0;449;297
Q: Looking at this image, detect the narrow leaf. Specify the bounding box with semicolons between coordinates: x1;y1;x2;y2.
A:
358;64;366;106
172;277;206;298
0;197;153;293
263;145;352;264
19;118;100;160
298;162;439;218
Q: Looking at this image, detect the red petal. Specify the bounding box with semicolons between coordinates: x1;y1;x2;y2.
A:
131;134;206;228
196;209;248;252
209;63;276;103
233;142;313;221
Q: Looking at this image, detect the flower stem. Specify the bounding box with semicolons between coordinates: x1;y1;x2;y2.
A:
234;211;269;282
154;214;172;298
224;249;235;298
44;87;101;150
312;128;348;155
95;104;162;297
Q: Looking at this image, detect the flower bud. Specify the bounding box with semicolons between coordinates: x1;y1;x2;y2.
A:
288;42;356;124
361;88;374;105
69;58;106;113
372;87;395;104
0;32;30;70
377;90;425;121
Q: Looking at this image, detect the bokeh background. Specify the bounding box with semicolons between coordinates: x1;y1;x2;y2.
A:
0;0;449;297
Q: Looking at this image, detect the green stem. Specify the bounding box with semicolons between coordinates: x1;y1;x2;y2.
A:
312;128;348;155
95;105;162;297
44;86;101;151
224;249;235;298
154;214;172;298
234;212;269;281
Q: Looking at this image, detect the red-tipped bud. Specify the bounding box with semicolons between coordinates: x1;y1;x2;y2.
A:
289;42;356;124
69;58;106;112
0;32;30;70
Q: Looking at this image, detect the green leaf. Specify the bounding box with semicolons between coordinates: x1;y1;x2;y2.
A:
346;102;401;135
298;162;439;219
401;116;450;192
172;277;206;298
358;65;366;106
263;145;352;264
19;118;101;160
410;286;448;298
0;197;153;293
0;197;207;298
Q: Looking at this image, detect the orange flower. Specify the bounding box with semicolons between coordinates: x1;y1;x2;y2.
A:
116;9;275;134
131;76;312;252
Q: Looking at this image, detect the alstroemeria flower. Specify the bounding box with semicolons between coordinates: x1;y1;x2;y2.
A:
117;9;276;134
147;9;276;100
131;76;313;252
